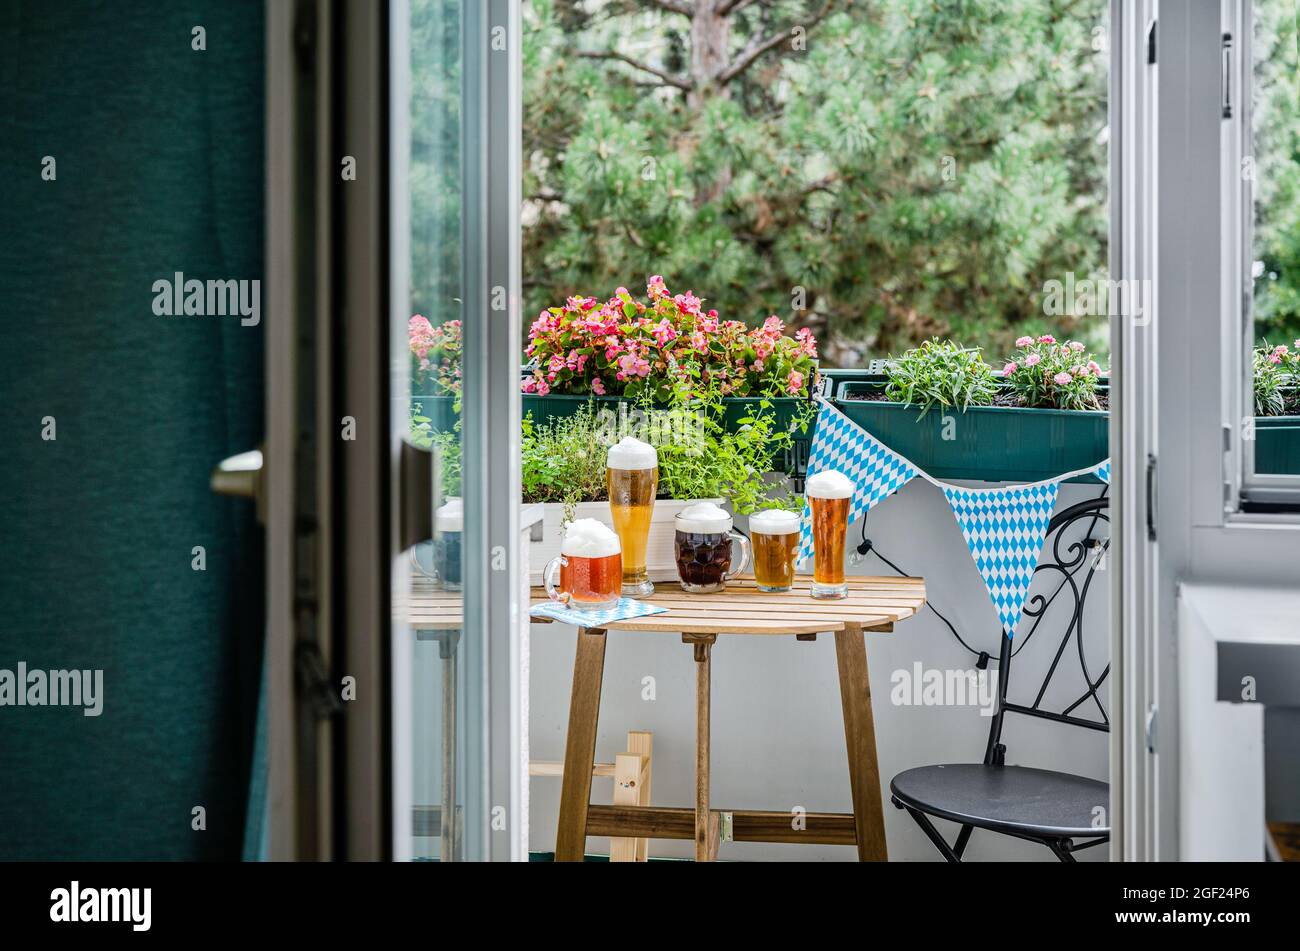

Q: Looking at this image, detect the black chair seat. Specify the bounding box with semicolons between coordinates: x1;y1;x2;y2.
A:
891;764;1109;840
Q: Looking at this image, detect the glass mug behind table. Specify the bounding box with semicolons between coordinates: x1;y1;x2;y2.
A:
748;509;801;592
806;470;854;600
410;497;463;590
543;518;623;612
673;502;752;594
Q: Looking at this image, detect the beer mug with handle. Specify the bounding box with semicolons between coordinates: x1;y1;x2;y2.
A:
606;435;658;598
674;502;752;594
543;518;623;612
748;508;801;592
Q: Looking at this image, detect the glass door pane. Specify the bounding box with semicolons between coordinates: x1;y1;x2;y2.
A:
392;0;477;862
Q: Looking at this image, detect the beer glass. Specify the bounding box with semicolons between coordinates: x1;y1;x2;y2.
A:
607;436;658;598
674;502;752;594
806;470;853;599
432;497;463;590
543;518;623;612
748;509;800;592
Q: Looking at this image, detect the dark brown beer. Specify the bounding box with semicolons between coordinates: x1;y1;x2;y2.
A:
674;530;733;591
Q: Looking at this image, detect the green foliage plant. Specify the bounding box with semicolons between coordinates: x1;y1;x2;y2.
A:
883;339;999;414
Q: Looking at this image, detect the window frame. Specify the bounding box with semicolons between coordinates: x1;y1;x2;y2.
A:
1227;0;1300;513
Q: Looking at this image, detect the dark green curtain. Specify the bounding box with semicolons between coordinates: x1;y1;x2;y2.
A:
0;0;265;859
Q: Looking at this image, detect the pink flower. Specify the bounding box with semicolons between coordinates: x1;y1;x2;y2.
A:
647;275;668;299
1015;336;1034;347
1269;353;1283;364
674;291;702;316
1002;362;1018;377
1025;353;1041;367
787;370;804;394
535;380;550;396
591;377;606;395
520;378;537;394
1053;372;1072;386
1069;341;1086;352
1038;334;1057;344
409;314;433;334
652;319;678;347
1087;360;1102;376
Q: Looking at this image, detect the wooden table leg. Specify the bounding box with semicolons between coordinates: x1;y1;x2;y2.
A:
684;633;716;862
834;623;889;861
555;627;607;862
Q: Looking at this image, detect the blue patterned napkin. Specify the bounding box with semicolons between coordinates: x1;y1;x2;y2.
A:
530;597;668;627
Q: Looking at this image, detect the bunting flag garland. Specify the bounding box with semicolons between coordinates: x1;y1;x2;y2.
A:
794;399;1109;638
940;481;1060;638
796;400;919;565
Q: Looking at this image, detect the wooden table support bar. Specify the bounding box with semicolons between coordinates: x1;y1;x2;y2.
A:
585;805;859;846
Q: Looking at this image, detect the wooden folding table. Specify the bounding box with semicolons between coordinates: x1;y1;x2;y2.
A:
536;574;927;861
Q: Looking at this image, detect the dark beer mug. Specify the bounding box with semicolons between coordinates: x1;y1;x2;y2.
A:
674;502;752;594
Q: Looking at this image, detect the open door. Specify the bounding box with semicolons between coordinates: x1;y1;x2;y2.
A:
260;0;526;862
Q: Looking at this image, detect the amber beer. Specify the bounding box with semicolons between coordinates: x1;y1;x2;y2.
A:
607;436;658;598
807;470;854;599
749;509;800;592
543;519;623;612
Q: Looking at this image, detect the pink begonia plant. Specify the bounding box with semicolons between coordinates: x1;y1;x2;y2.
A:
520;277;819;400
409;315;462;397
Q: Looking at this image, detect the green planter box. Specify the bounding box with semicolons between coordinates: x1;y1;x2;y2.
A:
410;394;458;433
833;380;1109;483
520;393;816;436
1255;416;1300;475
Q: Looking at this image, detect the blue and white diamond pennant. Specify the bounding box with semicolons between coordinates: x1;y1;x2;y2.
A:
941;481;1060;638
797;401;919;564
1092;459;1110;484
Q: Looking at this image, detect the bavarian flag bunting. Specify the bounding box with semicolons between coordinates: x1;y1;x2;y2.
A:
796;400;919;565
795;396;1109;639
939;481;1060;639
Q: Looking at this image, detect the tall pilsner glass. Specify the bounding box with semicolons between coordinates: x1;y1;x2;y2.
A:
607;435;658;598
807;470;854;600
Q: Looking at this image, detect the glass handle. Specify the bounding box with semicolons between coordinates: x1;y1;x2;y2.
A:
727;531;753;580
544;555;569;604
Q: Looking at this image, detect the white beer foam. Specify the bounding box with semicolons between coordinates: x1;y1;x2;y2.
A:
436;497;463;532
676;501;732;534
749;509;800;535
606;435;657;470
806;469;854;500
561;518;622;558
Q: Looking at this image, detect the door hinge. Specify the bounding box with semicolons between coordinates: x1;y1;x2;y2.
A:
1146;19;1157;65
1145;453;1158;541
1145;705;1158;753
296;641;345;719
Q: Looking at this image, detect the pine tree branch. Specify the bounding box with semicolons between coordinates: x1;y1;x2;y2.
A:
577;49;694;90
718;0;837;85
649;0;695;14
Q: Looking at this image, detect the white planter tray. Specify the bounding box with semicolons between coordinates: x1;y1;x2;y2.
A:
528;497;725;587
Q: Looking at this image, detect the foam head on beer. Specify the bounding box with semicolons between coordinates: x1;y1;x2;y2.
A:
805;469;854;500
677;501;733;534
606;435;658;470
561;518;622;558
436;497;463;532
748;508;800;534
